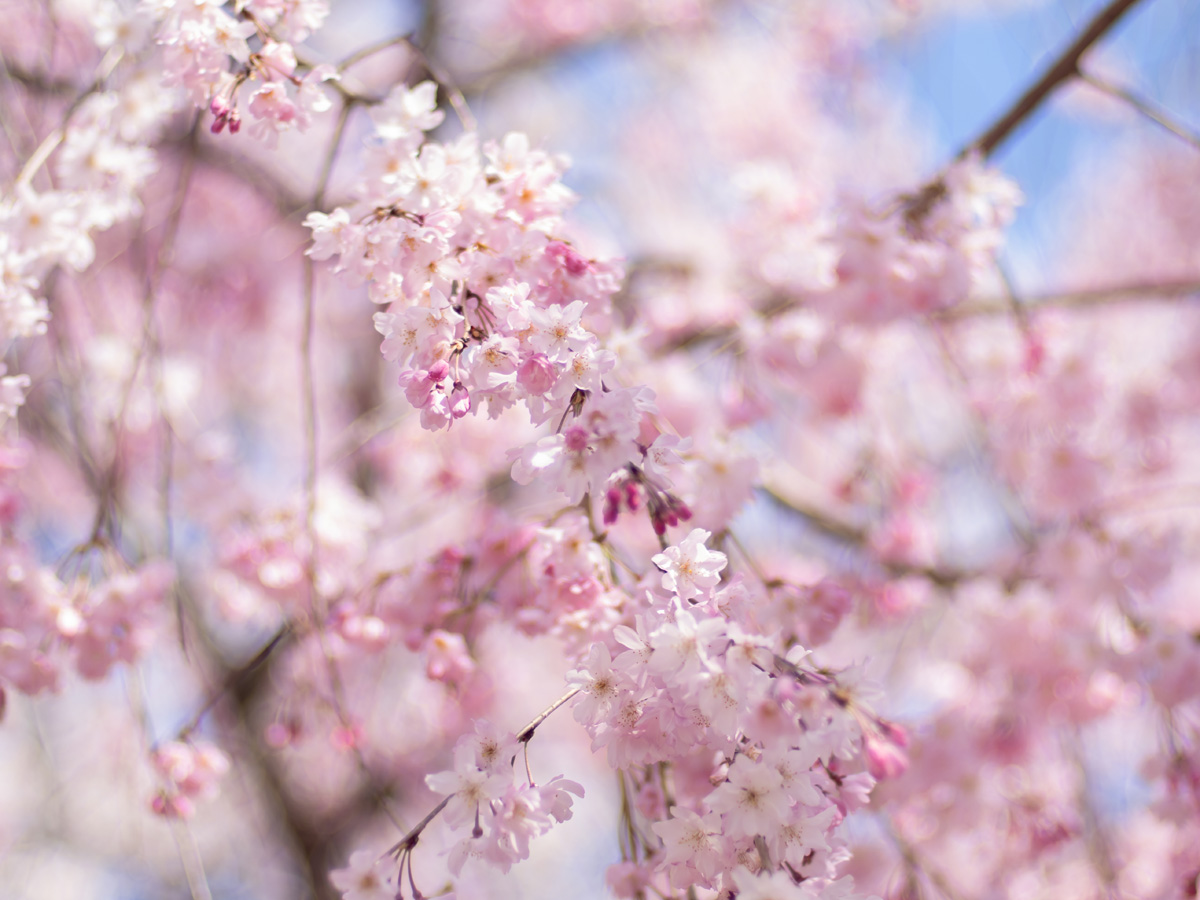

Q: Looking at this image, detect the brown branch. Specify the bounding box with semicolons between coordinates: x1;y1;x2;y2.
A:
939;278;1200;319
175;625;292;741
960;0;1147;159
649;276;1200;355
760;485;970;589
516;687;582;743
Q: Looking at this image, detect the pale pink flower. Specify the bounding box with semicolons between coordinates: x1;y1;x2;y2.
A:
425;743;511;828
329;850;394;900
651;808;725;884
652;529;727;601
707;755;789;838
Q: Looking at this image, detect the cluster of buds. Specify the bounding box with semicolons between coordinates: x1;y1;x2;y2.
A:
603;466;693;536
209;94;242;134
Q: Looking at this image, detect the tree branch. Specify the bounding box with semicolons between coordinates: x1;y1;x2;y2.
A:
960;0;1147;159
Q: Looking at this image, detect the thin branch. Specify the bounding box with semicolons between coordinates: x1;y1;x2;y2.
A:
760;485;971;589
170;819;216;900
885;818;971;900
653;276;1200;355
516;687;582;743
14;45;124;187
940;278;1200;319
385;797;451;857
959;0;1146;159
1077;67;1200;151
337;34;415;71
174;626;292;742
300;101;354;625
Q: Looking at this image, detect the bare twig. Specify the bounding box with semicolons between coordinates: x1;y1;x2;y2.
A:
960;0;1146;159
1077;67;1200;151
14;45;124;187
516;687;582;743
174;626;292;741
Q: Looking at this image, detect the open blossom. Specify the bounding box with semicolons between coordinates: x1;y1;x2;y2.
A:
329;850;394;900
767;804;838;871
425;742;512;828
652;528;727;601
707;755;790;838
651;808;725;884
566;642;631;725
647;604;727;681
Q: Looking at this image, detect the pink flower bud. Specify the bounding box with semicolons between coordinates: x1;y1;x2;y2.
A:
603;486;621;525
624;481;641;511
449;383;471;419
517;353;557;395
547;240;589;276
864;733;909;780
564;426;589;453
877;719;909;748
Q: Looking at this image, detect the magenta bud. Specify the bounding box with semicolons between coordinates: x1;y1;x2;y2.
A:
564;426;589;453
624;481;641;511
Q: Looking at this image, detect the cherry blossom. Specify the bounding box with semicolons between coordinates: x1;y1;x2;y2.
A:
3;3;1199;900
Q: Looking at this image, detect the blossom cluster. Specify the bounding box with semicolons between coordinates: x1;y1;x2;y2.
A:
425;721;584;875
149;0;336;142
558;529;880;898
308;81;688;506
4;3;1200;900
0;529;172;696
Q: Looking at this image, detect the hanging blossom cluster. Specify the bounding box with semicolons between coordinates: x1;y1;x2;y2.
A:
0;5;181;713
403;528;894;900
728;156;1023;424
149;0;336;141
423;722;584;875
0;75;167;425
0;449;173;702
0;536;173;707
307;81;688;507
816;158;1022;325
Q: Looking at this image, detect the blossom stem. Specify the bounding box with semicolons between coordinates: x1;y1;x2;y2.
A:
516;687;582;743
